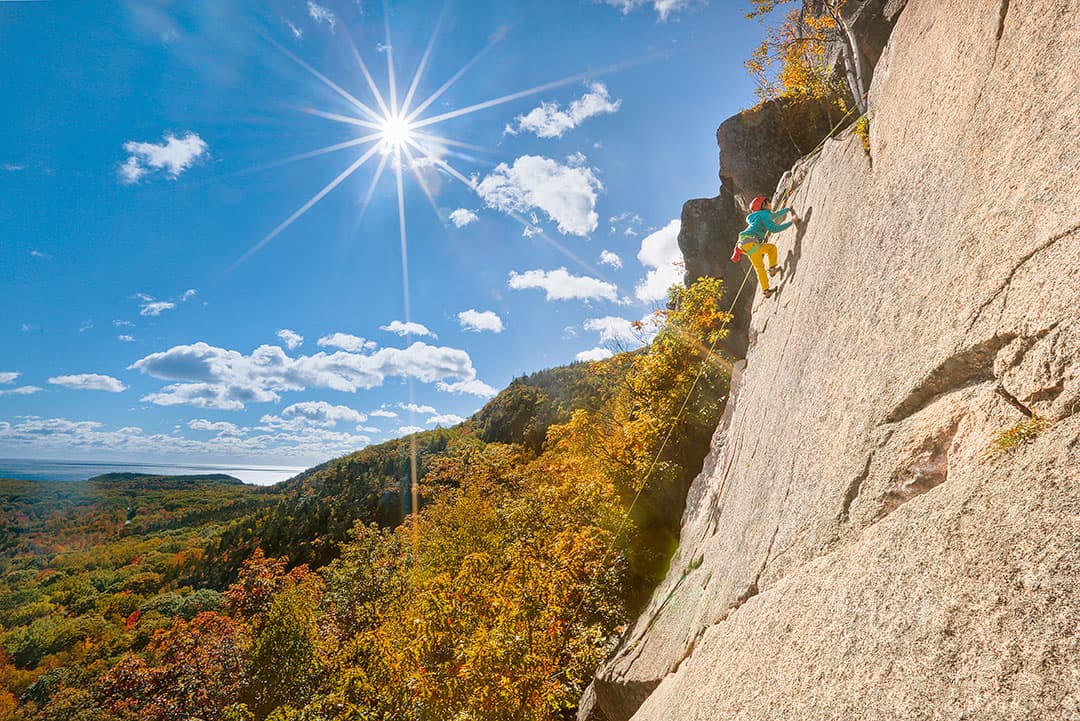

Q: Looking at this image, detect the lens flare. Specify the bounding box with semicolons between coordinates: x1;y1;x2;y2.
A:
378;114;414;150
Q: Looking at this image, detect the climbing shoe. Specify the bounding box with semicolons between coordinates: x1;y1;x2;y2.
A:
768;265;783;277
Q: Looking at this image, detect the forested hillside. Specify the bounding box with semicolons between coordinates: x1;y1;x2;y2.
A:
0;278;734;721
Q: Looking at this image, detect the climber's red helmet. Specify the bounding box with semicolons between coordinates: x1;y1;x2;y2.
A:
750;196;769;213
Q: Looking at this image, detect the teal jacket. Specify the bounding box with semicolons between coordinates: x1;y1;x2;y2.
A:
739;208;793;240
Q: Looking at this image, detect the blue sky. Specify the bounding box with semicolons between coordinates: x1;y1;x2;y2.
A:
0;0;764;468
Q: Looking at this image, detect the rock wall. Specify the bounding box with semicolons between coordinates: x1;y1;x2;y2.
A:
587;0;1080;718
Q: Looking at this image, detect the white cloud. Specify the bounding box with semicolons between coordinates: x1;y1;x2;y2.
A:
118;335;135;342
609;212;643;236
381;320;436;338
370;408;398;418
427;413;465;426
395;425;425;435
48;373;127;393
635;219;685;302
508;268;618;302
436;378;499;398
120;131;208;184
3;164;24;172
317;333;377;352
506;82;621;139
600;0;703;21
449;208;479;228
286;19;303;38
0;386;43;396
576;347;614;362
476;155;602;236
0;415;372;465
188;419;244;436
583;316;641;344
0;374;42;396
114;320;134;327
259;401;368;431
139;298;177;317
583;313;662;351
277;329;304;350
599;250;623;269
130;340;482;409
458;309;504;333
400;403;437;414
181;288;197;301
79;320;94;333
30;250;51;259
306;1;337;30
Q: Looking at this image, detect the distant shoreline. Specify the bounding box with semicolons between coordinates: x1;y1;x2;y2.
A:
0;458;307;486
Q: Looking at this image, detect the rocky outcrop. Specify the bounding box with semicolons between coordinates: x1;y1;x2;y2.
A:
679;95;843;358
588;0;1080;718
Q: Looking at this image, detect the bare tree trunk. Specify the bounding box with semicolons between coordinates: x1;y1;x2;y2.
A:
826;1;869;114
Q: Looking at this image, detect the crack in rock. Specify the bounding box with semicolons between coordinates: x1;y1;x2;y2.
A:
966;223;1080;333
886;334;1018;424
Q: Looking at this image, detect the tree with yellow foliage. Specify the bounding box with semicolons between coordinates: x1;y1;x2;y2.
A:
746;0;868;114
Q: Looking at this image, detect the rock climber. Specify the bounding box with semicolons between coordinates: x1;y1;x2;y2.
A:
730;196;798;298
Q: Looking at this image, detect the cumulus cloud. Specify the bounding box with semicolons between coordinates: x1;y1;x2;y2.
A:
118;335;135;342
48;374;127;393
436;378;499;398
400;402;437;414
259;401;368;431
130;341;484;409
476;155;602;236
120;131;208;184
508;268;618;302
583;313;661;349
458;309;504;333
505;82;621;139
277;329;304;350
188;419;244;436
599;250;623;269
395;425;425;435
0;415;371;465
583;316;641;344
635;219;685;302
449;208;479;228
306;0;337;30
369;409;398;418
576;347;614;362
381;320;436;338
0;372;19;385
600;0;703;21
317;333;377;352
282;401;367;425
427;413;465;426
181;289;197;301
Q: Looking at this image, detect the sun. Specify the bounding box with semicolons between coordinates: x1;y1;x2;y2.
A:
378;114;415;151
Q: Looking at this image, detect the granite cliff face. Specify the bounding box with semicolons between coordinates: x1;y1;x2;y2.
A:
586;0;1080;718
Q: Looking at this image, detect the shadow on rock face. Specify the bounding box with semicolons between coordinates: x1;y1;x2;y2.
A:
778;206;813;299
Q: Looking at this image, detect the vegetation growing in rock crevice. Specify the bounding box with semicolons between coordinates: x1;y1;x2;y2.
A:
1;278;734;721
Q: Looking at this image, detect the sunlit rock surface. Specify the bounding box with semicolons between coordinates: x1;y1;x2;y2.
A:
587;0;1080;717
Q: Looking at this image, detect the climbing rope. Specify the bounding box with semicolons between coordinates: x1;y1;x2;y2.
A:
561;108;864;663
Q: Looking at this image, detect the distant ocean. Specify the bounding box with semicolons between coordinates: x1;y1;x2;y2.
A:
0;458;308;486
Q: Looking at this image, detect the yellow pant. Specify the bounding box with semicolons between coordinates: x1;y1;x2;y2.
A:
741;240;778;290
